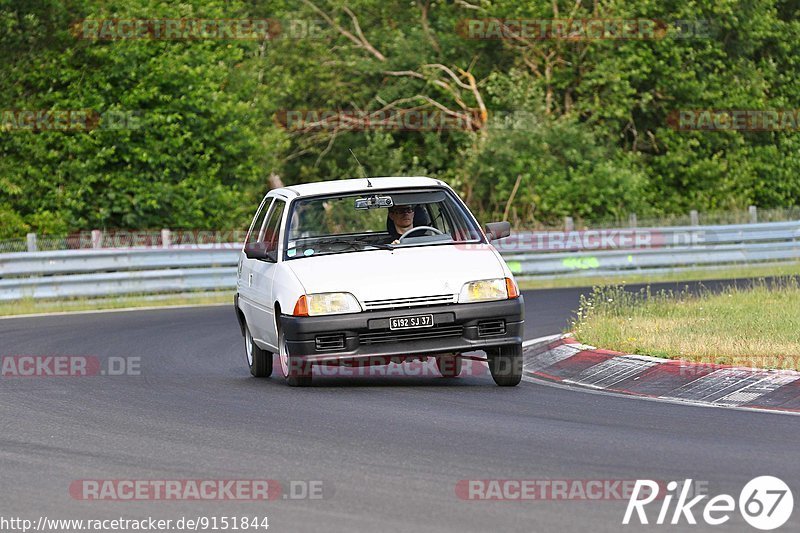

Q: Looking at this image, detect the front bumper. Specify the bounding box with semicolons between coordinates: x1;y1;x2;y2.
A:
279;296;524;363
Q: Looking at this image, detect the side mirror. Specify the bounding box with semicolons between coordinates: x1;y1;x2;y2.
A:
243;242;277;262
484;221;511;241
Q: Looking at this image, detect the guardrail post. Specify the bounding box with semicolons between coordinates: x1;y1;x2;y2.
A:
749;205;758;223
564;216;574;232
690;210;699;226
26;233;38;252
91;229;103;249
628;213;637;228
161;229;171;248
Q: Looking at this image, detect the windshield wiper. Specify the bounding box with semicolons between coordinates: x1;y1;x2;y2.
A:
319;239;362;251
301;237;394;253
363;242;393;250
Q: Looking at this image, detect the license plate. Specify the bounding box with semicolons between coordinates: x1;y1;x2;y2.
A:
389;314;434;330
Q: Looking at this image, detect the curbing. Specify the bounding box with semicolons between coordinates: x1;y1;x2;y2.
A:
522;335;800;414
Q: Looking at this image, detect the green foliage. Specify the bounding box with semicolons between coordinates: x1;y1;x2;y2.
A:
1;0;799;236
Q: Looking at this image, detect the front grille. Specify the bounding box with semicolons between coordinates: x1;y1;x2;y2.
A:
360;325;464;345
362;294;455;311
478;320;506;337
315;334;345;351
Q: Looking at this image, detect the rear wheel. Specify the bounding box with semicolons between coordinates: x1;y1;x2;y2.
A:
245;324;273;377
435;354;462;378
487;344;522;387
279;328;312;387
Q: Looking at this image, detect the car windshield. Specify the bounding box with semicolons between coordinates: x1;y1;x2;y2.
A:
284;189;483;259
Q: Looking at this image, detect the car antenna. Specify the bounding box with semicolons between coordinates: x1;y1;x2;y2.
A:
349;149;371;187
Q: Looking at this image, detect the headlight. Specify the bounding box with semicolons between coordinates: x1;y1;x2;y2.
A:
459;279;508;303
293;293;362;316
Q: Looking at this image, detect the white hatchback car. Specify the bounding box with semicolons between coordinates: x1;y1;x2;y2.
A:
234;177;524;386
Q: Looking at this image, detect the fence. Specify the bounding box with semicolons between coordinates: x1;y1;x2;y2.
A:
0;221;798;301
4;205;800;253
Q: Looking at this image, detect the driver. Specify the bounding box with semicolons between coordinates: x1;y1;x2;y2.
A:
386;204;416;243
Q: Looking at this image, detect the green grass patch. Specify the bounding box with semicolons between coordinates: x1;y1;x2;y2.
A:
517;261;800;290
0;292;232;317
571;277;800;370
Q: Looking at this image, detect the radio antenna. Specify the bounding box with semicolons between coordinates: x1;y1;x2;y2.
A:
349;149;371;187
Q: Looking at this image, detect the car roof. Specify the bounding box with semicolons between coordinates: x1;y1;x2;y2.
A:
273;176;447;198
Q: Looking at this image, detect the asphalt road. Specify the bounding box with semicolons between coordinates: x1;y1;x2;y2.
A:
1;282;798;532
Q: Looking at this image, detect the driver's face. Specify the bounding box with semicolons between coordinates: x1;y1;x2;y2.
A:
388;205;414;226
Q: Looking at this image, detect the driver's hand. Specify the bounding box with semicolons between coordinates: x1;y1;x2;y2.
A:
391;239;400;244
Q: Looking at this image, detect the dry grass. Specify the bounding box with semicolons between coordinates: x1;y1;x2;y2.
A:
571;278;800;370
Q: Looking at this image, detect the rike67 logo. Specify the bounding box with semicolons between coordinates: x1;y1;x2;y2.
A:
624;477;794;530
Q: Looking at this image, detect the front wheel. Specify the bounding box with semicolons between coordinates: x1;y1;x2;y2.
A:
245;324;273;377
487;344;522;387
278;328;312;387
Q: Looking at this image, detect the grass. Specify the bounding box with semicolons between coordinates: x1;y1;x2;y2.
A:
517;261;800;290
0;291;232;317
571;277;800;371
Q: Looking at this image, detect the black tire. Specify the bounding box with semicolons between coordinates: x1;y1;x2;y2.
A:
278;328;312;387
435;354;462;378
487;343;522;386
245;325;273;378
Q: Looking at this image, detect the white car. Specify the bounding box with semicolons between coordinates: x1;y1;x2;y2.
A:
234;176;524;387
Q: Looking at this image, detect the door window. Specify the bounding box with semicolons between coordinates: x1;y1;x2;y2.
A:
246;197;273;247
260;199;286;256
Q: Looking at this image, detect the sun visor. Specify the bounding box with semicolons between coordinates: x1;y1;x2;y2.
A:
388;191;447;206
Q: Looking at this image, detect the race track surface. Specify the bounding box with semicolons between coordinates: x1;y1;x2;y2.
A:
2;282;798;532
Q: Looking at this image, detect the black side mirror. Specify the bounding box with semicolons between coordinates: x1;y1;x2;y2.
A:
243;242;277;262
484;221;511;241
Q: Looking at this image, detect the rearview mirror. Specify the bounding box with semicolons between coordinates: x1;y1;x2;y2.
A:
484;221;511;241
355;195;393;210
243;243;277;262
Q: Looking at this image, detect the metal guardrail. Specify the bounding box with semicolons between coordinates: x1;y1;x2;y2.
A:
505;241;800;276
0;221;798;301
0;248;237;277
0;268;235;300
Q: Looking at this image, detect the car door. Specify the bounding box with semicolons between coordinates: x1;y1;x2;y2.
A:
239;195;273;341
247;197;287;348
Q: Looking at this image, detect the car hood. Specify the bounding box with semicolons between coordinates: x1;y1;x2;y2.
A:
285;244;505;305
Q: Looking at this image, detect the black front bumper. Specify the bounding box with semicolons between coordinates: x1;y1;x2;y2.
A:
279;296;524;363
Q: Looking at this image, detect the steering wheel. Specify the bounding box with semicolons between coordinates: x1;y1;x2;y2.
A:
398;225;444;242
